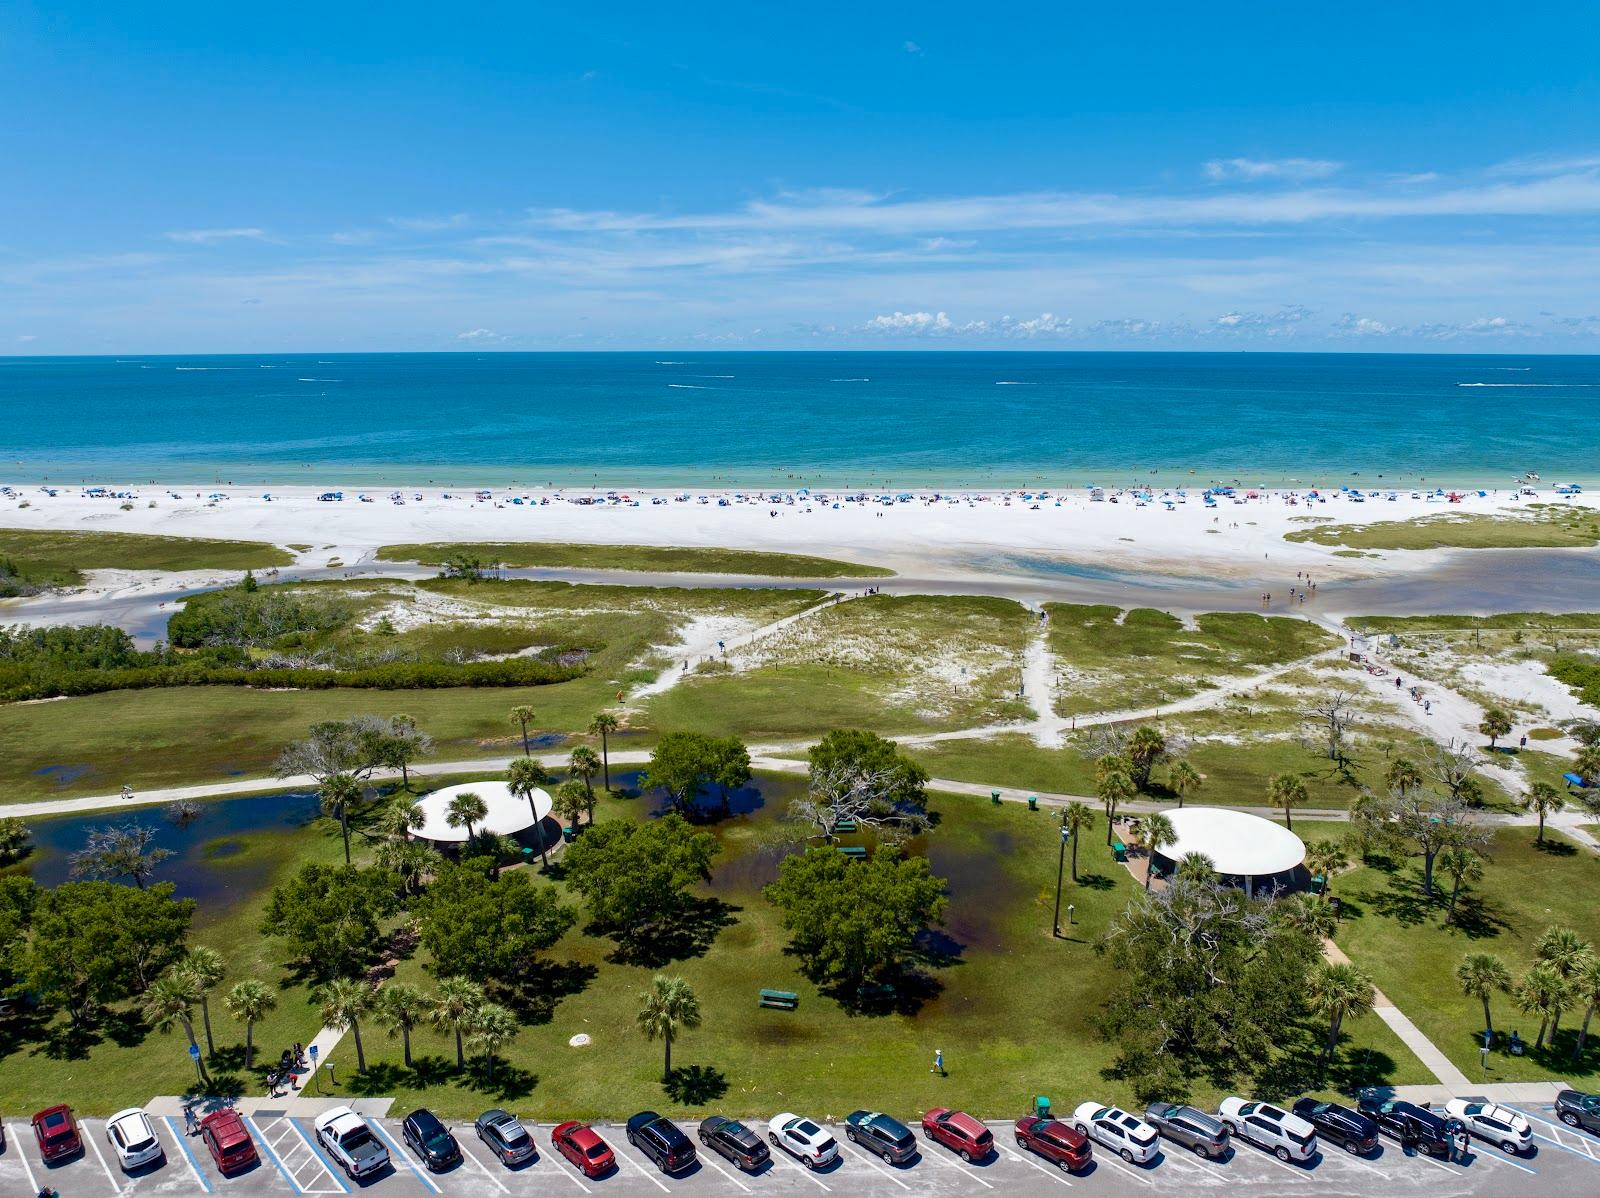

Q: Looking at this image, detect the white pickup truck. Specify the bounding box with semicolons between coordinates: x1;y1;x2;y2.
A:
314;1107;390;1178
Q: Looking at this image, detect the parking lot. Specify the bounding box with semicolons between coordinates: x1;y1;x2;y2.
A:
6;1103;1598;1198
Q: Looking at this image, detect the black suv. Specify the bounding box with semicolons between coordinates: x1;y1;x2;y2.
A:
1291;1099;1378;1156
697;1116;769;1172
1356;1091;1466;1159
401;1109;461;1171
1557;1089;1600;1135
626;1112;696;1174
844;1111;918;1164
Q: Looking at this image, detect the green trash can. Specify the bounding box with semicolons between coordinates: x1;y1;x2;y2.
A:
562;826;576;844
1028;795;1039;811
991;790;1001;805
1034;1096;1051;1119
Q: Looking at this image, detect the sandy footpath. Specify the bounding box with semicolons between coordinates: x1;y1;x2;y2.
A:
4;480;1591;584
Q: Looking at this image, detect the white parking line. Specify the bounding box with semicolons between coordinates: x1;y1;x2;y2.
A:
283;1118;350;1194
516;1128;592;1197
159;1116;213;1193
369;1121;441;1194
246;1116;305;1195
456;1141;510;1193
837;1139;914;1190
1084;1150;1154;1185
693;1151;752;1194
9;1125;42;1194
612;1141;672;1193
1153;1148;1223;1182
1469;1145;1538;1176
1315;1148;1387;1178
1233;1144;1311;1178
765;1145;832;1191
915;1144;996;1189
84;1125;122;1193
998;1142;1073;1186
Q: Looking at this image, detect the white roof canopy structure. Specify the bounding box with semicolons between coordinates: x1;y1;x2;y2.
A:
410;780;551;843
1157;806;1306;877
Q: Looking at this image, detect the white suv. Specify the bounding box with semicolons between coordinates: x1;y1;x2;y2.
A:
1070;1103;1158;1164
1218;1098;1318;1162
106;1108;164;1171
767;1114;839;1170
1444;1100;1533;1154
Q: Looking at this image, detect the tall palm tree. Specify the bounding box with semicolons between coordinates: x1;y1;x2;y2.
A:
1062;801;1094;881
317;977;375;1074
1456;952;1512;1043
1479;706;1512;750
1438;845;1483;926
431;977;486;1070
589;711;620;791
1167;759;1201;808
1280;892;1338;940
1304;839;1348;900
375;983;429;1070
1267;772;1309;829
1535;926;1594;1044
181;946;226;1058
445;791;489;842
143;972;209;1082
1385;756;1423;794
1577;743;1600;787
1571;955;1600;1065
223;979;276;1072
1522;782;1566;846
1126;725;1167;791
569;747;602;818
1174;851;1216;885
1097;767;1134;845
466;1002;518;1080
320;772;364;866
637;975;701;1082
509;705;537;756
507;757;552;867
554;780;587;834
373;798;426;841
1142;812;1175;890
1514;962;1566;1050
1307;961;1376;1067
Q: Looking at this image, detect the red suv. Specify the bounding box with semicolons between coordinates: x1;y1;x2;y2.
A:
552;1121;615;1178
199;1110;259;1175
1014;1116;1092;1173
32;1106;82;1162
921;1109;994;1162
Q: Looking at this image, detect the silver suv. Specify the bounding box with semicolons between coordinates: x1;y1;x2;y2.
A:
1144;1103;1230;1159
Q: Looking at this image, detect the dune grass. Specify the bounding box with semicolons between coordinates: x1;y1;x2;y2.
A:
0;527;291;584
378;540;892;578
1285;506;1600;551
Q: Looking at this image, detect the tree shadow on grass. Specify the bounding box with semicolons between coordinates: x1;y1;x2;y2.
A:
494;959;599;1025
348;1062;410;1097
1535;838;1578;857
1253;1019;1398;1098
601;897;740;969
664;1064;728;1104
462;1058;537;1102
1073;872;1116;891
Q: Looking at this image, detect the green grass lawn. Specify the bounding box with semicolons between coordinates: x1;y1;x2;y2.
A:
1286;506;1600;551
1318;821;1600;1086
1044;605;1338;715
377;541;892;578
0;528;291;584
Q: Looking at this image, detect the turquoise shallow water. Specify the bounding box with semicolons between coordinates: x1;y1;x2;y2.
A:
2;351;1596;487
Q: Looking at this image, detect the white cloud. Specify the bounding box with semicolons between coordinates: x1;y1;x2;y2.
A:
456;327;505;342
163;228;268;244
389;213;470;232
903;40;922;54
1203;157;1343;182
1488;153;1600;177
16;333;36;342
864;310;951;332
1006;312;1072;337
1333;314;1393;336
1208;305;1312;335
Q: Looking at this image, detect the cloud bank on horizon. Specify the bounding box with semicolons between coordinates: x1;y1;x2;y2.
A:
4;3;1599;353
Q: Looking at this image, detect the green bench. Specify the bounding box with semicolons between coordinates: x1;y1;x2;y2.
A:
858;982;896;1001
834;817;858;833
838;845;868;860
1111;839;1128;863
759;988;799;1010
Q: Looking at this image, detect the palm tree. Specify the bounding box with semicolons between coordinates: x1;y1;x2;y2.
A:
1141;812;1175;890
375;983;429;1070
554;780;587;834
1126;725;1167;791
320;772;364;866
1174;851;1216;885
637;974;701;1082
373;798;425;842
507;757;552;866
1304;839;1348;900
1514;962;1566;1050
1062;801;1094;881
223;979;276;1071
589;711;620;791
569;747;602;818
1577;743;1600;787
445;791;489;842
1167;759;1201;808
1456;952;1512;1044
1535;926;1594;1044
1385;757;1422;794
1437;844;1483;926
377;838;436;896
317;977;374;1074
509;705;537;755
1280;892;1338;940
1097;766;1134;845
181;946;226;1058
431;977;486;1070
466;1001;518;1080
143;971;208;1082
1570;955;1600;1065
1307;961;1376;1067
1480;706;1513;750
1267;772;1309;829
1523;781;1566;846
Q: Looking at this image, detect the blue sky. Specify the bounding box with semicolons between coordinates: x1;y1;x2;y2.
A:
5;2;1600;353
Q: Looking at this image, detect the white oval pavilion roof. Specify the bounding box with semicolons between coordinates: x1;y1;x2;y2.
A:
411;780;551;843
1159;806;1306;877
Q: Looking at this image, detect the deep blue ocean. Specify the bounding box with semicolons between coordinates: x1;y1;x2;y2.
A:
2;352;1596;487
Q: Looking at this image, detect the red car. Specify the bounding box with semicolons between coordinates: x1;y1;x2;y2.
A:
921;1109;994;1162
32;1106;82;1162
199;1109;259;1175
1014;1116;1092;1173
552;1121;615;1178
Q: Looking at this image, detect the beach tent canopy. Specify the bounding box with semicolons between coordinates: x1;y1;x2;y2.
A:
1157;806;1306;878
410;781;550;843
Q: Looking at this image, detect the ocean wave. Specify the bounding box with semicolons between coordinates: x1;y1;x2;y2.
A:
995;380;1036;385
1457;382;1599;388
175;366;243;371
692;374;734;378
830;378;870;382
298;378;344;382
655;360;687;364
666;383;707;389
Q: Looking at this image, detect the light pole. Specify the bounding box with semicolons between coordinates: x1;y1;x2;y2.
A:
1053;818;1070;937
